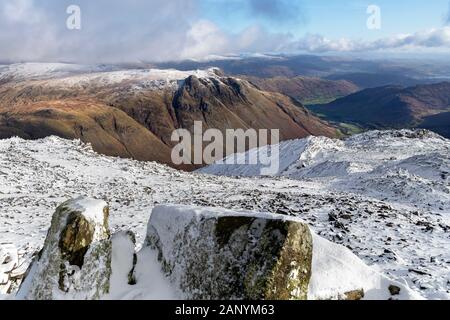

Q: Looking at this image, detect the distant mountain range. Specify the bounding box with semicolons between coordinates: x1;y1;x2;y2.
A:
0;63;338;169
155;55;450;124
1;56;449;165
308;82;450;138
155;54;450;88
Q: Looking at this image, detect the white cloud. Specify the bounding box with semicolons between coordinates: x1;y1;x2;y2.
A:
1;0;450;63
181;20;230;60
0;0;60;62
287;27;450;53
2;0;43;23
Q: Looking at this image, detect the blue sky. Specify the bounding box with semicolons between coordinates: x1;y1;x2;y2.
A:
1;0;450;63
201;0;450;39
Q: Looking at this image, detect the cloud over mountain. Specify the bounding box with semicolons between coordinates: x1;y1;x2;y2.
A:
1;0;450;63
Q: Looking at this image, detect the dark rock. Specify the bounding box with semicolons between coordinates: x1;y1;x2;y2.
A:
389;285;401;296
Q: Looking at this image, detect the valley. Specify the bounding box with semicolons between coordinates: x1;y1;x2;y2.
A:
307;82;450;138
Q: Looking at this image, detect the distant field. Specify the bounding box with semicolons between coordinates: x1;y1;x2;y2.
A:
302;96;343;105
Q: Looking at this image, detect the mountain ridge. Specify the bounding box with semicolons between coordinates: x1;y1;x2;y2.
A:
0;63;339;169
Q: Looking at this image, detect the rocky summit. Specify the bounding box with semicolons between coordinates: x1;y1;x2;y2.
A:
0;129;448;299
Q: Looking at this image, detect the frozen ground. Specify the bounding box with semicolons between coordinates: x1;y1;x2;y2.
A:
0;131;449;299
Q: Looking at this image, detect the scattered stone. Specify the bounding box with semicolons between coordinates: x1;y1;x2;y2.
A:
389;285;401;296
343;289;365;300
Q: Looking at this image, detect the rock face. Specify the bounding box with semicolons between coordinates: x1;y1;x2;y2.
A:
146;205;313;300
171;75;338;142
17;198;112;300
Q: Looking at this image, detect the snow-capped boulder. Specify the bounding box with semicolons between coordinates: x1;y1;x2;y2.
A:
146;205;314;300
17;198;112;300
6;198;424;300
145;205;422;300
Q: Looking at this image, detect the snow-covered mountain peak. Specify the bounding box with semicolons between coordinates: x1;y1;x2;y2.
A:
0;62;118;82
0;63;223;91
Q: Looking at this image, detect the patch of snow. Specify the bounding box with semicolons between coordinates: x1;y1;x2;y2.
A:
0;63;117;82
44;68;220;90
309;233;422;300
0;63;223;92
107;231;179;300
125;247;180;300
65;197;108;225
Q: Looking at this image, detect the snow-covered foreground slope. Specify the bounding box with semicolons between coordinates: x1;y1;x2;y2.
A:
0;131;449;299
199;130;450;213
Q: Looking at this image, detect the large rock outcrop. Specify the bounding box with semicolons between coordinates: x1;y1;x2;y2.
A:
145;205;313;300
17;198;112;300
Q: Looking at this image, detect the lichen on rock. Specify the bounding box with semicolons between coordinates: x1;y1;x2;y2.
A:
145;205;313;300
17;197;112;300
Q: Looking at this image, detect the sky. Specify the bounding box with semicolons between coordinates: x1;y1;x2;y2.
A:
1;0;450;63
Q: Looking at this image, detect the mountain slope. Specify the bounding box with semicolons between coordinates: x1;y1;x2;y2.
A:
325;72;425;89
0;63;338;168
308;82;450;136
199;130;450;213
243;76;359;104
0;100;173;164
420;112;450;138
